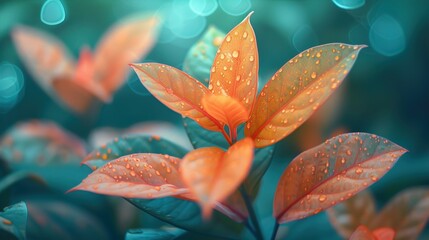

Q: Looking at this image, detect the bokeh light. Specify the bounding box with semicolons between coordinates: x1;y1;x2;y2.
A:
332;0;365;10
0;63;25;113
369;14;406;56
164;0;207;39
218;0;251;16
189;0;218;16
292;25;319;52
40;0;66;25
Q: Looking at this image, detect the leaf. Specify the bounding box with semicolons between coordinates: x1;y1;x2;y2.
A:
181;138;254;218
0;120;86;166
372;228;395;240
209;12;258;114
0;202;27;240
94;14;161;96
183;117;230;149
70;153;188;198
0;171;43;194
349;225;376;240
327;190;377;238
370;187;429;240
83;135;188;170
130;63;223;132
245;44;366;148
26;199;109;240
125;228;184;240
202;94;248;131
183;26;225;87
273;132;407;223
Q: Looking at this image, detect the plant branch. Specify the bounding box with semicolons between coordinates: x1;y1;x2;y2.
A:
239;185;263;240
270;222;279;240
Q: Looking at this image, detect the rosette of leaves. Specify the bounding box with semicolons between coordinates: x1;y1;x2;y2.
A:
71;12;407;239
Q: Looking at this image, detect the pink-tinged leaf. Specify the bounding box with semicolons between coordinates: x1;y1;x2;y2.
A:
130;63;223;132
181;138;254;218
370;187;429;240
273;132;407;223
202;94;249;131
245;44;365;148
349;225;376;240
209;12;258;114
372;228;395;240
94;14;161;96
327;190;376;238
70;153;188;198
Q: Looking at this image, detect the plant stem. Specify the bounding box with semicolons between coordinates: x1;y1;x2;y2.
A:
239;185;263;240
245;219;257;237
221;128;233;145
270;222;279;240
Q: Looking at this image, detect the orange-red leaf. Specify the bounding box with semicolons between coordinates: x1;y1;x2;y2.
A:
372;228;395;240
130;63;223;132
202;94;248;130
327;190;376;238
94;14;161;96
273;133;407;223
349;226;395;240
370;187;429;240
245;44;365;148
69;153;187;198
209;12;258;114
349;225;376;240
180;138;254;218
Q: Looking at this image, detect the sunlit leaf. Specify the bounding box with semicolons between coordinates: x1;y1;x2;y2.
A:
125;228;184;240
349;225;376;240
370;187;429;240
130;63;223;132
202;94;248;131
83;135;188;170
181;138;254;218
209;12;258;114
26;199;109;240
0;202;27;240
274;132;407;223
71;153;187;198
94;14;161;96
245;44;366;148
327;190;376;238
0;120;86;166
183;26;225;87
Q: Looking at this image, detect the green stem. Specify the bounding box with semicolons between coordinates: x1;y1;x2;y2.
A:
245;219;257;238
240;185;263;240
270;222;279;240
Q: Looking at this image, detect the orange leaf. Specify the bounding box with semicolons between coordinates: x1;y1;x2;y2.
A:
245;44;365;148
372;228;395;240
94;14;161;96
209;12;258;114
180;138;254;218
273;133;407;223
202;94;248;131
130;63;224;132
349;225;376;240
69;153;188;198
327;190;377;238
370;187;429;240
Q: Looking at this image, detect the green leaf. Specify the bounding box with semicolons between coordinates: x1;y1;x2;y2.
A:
128;198;240;238
182;26;225;87
183;117;229;149
245;145;275;198
83;135;189;169
0;171;43;194
0;121;86;166
26;199;109;240
126;228;184;240
0;202;27;240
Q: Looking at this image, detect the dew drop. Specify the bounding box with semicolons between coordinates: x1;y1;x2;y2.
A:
311;72;317;79
319;195;327;202
226;35;231;42
232;50;239;58
243;31;248;38
355;168;363;174
249;55;254;62
40;0;66;25
346;150;352;156
130;171;136;177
